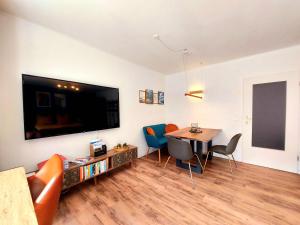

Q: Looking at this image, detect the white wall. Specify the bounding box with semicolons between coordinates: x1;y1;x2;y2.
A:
0;12;165;172
1;12;300;173
165;45;300;163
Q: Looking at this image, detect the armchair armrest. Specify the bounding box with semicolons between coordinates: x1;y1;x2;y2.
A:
34;176;62;225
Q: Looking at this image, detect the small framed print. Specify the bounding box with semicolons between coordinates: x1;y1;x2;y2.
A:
145;89;153;104
153;93;158;104
158;91;164;105
139;90;145;103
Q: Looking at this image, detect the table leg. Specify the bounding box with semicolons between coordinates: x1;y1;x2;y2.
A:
202;141;213;160
190;140;195;152
202;142;208;154
194;141;197;153
207;140;213;160
190;140;202;155
196;141;202;157
176;159;201;173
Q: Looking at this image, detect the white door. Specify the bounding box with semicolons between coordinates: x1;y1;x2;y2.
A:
242;71;299;173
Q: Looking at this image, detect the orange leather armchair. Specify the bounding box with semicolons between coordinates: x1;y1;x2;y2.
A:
27;154;64;225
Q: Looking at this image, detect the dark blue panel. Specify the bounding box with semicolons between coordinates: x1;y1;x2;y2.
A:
252;81;286;150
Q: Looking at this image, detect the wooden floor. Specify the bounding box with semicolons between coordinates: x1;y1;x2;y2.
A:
54;152;300;225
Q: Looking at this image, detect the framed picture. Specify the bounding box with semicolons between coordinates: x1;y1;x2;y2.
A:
153;93;158;104
158;91;164;105
139;90;145;103
36;91;51;107
145;89;153;104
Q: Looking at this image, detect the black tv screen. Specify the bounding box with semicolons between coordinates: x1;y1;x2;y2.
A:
22;74;120;140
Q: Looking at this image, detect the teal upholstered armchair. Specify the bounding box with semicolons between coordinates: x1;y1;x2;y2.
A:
143;124;167;163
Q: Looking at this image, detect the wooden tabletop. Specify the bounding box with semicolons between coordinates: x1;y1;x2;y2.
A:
166;127;221;142
0;167;38;225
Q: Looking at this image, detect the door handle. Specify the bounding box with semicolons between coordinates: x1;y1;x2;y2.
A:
245;116;252;124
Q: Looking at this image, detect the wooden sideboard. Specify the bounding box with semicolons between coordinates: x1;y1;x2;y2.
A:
63;145;137;190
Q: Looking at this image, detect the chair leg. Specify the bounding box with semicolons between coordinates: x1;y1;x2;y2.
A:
146;147;150;159
231;154;237;168
164;156;171;169
203;151;210;171
188;161;195;188
227;155;233;174
158;149;161;164
194;154;204;171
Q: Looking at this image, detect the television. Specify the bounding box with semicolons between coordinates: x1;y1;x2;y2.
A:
22;74;120;140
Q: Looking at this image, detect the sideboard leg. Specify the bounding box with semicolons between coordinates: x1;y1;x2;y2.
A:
131;160;136;167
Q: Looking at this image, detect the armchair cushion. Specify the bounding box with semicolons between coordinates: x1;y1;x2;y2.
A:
146;127;156;136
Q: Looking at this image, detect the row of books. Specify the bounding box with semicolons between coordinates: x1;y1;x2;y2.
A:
79;159;108;181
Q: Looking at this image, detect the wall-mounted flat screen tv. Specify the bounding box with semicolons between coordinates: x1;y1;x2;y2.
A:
22;74;120;140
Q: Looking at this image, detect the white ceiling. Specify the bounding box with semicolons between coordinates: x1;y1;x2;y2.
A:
1;0;300;74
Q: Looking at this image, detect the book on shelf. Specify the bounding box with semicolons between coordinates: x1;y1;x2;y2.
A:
80;167;83;181
95;162;100;175
78;158;109;181
86;166;89;179
99;159;108;173
92;164;96;176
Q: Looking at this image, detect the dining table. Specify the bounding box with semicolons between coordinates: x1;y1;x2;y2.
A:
166;127;222;173
0;167;38;225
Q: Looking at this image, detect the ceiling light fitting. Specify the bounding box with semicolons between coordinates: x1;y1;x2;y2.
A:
153;34;203;99
184;90;203;99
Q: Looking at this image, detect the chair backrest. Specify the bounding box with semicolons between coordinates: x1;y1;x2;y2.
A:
165;124;179;133
34;154;64;225
143;124;166;138
226;133;242;154
167;137;193;161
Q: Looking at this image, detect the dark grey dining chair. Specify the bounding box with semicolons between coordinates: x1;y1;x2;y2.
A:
164;137;203;185
204;133;242;173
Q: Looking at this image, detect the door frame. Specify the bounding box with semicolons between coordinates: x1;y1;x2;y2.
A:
242;71;300;173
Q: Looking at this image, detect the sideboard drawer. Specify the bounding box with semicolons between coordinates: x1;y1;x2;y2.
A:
112;148;137;168
132;148;138;159
63;167;80;189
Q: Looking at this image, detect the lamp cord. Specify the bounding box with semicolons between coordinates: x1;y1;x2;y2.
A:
154;34;190;92
155;35;187;53
182;53;190;92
